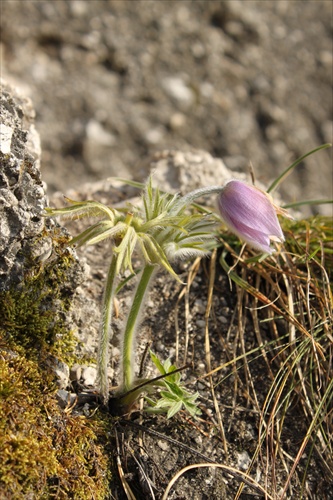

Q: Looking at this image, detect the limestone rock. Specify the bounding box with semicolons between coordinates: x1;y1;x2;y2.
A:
0;81;87;392
0;80;48;290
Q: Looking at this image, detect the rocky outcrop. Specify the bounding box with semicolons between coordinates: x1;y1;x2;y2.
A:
0;80;51;290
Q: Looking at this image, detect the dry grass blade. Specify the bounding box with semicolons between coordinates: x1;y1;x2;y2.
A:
115;429;137;500
280;377;333;498
205;248;227;452
161;462;274;500
215;215;332;497
174;257;201;364
220;248;325;358
126;445;156;500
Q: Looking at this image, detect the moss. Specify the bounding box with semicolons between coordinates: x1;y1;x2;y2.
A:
0;228;112;499
0;356;58;496
0;355;111;499
1;227;79;361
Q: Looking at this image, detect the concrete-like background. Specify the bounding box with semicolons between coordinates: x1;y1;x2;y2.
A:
1;0;332;214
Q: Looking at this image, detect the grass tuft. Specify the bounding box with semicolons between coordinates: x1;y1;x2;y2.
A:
214;214;332;497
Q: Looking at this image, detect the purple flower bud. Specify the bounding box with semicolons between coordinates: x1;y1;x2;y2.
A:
217;180;288;254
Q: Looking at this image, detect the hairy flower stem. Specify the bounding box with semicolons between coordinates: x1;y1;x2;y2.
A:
121;263;156;393
97;253;118;403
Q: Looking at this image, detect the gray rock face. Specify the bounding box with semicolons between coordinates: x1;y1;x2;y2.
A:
0;80;50;290
0;81;87;393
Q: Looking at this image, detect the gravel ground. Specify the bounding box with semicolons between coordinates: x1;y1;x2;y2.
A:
1;0;332;215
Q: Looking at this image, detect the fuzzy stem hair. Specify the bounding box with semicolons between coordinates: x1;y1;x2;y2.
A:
97;253;118;403
121;263;156;393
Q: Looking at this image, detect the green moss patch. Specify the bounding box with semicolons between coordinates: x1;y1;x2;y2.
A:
0;354;111;499
0;231;112;499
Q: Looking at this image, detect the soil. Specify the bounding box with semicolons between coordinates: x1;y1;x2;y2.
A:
1;2;332;499
49;173;332;500
1;0;332;216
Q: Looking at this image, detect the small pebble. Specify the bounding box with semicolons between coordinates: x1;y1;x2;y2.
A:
53;359;70;390
70;363;82;382
194;299;206;314
236;450;251;470
56;389;77;409
155;340;165;353
82;366;97;386
157;440;169;451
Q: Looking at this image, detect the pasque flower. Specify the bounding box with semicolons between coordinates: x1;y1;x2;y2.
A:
46;176;220;403
217;179;290;254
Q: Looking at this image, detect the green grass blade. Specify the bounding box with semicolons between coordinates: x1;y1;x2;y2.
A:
282;199;333;209
267;143;332;194
110;177;146;189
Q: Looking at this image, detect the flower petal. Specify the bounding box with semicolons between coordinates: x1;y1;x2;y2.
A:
218;180;285;253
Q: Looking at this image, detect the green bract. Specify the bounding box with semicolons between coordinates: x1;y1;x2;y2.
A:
46;177;219;279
